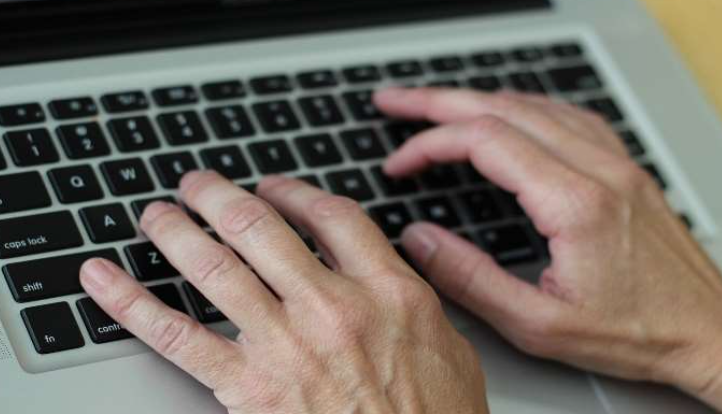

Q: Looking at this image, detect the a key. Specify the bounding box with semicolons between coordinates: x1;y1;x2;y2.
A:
152;85;199;107
510;47;545;63
4;249;122;302
48;165;104;204
148;284;188;314
343;90;384;121
477;224;538;265
183;283;227;324
294;133;343;167
0;103;45;126
21;302;85;354
429;56;465;73
385;121;430;148
0;172;51;214
471;51;505;68
250;75;293;95
547;65;603;92
583;97;624;123
200;146;252;179
298;95;345;127
157;111;209;146
342;65;382;84
202;80;246;101
80;204;136;243
100;158;155;196
57;122;111;159
130;196;176;220
77;298;133;344
457;190;504;224
0;211;84;259
550;43;584;59
252;101;301;133
369;202;414;238
416;196;461;228
4;128;60;166
297;70;339;89
151;152;199;189
619;130;646;157
205;105;256;139
325;169;375;202
108;116;161;152
370;166;419;197
508;72;546;93
419;165;462;190
468;75;502;92
48;97;98;120
125;242;179;281
248;140;298;174
340;128;387;160
101;91;150;113
387;60;424;78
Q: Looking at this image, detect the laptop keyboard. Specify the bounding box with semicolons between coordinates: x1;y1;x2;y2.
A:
0;41;684;365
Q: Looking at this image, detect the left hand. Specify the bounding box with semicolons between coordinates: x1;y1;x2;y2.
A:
79;171;489;414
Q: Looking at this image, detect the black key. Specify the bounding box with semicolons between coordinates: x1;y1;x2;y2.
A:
21;302;84;354
108;116;161;152
151;152;199;189
370;166;419;197
619;130;646;157
148;284;187;314
157;111;208;146
387;60;424;78
152;85;199;107
77;298;133;344
100;158;155;196
468;75;502;92
0;147;4;170
3;249;122;303
680;213;694;230
0;211;84;259
342;65;382;84
369;202;413;238
429;56;465;73
498;190;526;218
643;163;668;190
48;165;104;204
4;129;59;166
341;128;387;160
250;75;293;95
419;165;462;190
326;169;376;202
200;146;252;179
459;163;487;184
550;43;584;59
471;51;505;68
298;95;345;127
125;242;179;281
510;47;545;63
297;174;322;188
101;91;149;113
547;65;603;92
248;140;298;174
416;196;461;228
458;190;504;224
385;121;431;148
130;196;176;220
0;172;51;215
80;204;136;243
477;224;538;265
240;182;258;194
343;90;384;121
297;70;339;89
295;133;343;167
48;97;98;120
202;80;246;101
183;283;227;324
0;103;45;126
427;80;462;88
252;101;301;133
205;105;256;139
583;98;624;123
57;122;111;159
508;72;546;93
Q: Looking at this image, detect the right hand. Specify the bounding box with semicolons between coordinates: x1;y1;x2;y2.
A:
375;87;722;410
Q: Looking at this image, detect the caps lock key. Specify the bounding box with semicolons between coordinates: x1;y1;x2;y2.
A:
0;211;84;259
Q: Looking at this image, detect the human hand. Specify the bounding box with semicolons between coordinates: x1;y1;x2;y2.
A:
375;87;722;410
79;171;489;414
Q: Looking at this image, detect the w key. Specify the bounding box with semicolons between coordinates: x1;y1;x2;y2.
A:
100;158;155;196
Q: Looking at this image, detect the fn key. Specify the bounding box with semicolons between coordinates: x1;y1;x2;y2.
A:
21;302;85;354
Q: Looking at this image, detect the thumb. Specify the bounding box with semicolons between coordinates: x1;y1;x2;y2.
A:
401;222;558;332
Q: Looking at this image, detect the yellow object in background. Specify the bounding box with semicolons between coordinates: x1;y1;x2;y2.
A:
640;0;722;117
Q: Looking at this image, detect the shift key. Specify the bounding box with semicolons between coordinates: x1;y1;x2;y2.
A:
0;211;84;259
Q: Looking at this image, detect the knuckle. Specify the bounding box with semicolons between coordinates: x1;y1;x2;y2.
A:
312;290;368;342
189;245;239;285
311;195;363;220
143;207;186;236
563;177;620;225
149;314;198;357
468;115;510;142
111;290;145;321
218;197;274;236
383;275;441;313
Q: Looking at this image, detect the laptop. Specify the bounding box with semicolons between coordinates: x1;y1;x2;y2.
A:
1;0;721;413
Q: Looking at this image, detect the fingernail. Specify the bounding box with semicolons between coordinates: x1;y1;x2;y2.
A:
80;259;115;293
402;225;439;265
141;201;176;225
